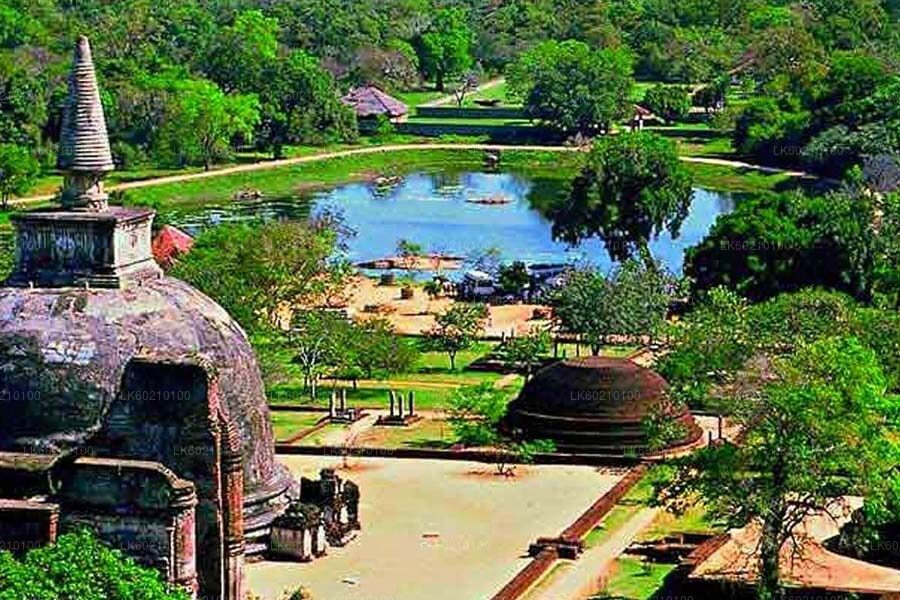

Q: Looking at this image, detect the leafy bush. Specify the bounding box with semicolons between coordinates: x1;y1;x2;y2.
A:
0;530;190;600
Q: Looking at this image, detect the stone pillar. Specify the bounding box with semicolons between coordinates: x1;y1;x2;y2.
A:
329;392;336;418
388;391;395;417
397;393;404;419
170;484;199;597
718;415;724;440
221;445;245;600
339;389;347;413
407;391;414;417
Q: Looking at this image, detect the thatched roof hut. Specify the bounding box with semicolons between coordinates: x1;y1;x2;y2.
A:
342;86;409;122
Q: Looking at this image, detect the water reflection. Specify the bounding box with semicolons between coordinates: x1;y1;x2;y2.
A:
168;171;735;275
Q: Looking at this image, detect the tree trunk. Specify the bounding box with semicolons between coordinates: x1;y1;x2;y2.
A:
436;70;445;92
449;351;456;371
758;458;787;600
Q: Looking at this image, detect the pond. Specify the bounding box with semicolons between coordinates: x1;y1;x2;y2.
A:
168;171;736;276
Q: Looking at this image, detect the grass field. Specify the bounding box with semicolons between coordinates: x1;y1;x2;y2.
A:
594;558;676;599
271;411;326;440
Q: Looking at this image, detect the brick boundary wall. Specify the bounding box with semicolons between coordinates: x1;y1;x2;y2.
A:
489;463;650;600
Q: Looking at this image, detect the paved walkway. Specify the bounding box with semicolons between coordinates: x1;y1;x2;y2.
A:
531;508;659;600
13;143;817;206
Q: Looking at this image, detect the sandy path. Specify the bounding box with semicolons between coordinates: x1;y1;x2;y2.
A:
13;144;818;206
530;508;659;600
247;456;626;600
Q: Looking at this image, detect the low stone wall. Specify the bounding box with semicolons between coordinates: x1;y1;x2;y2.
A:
54;457;200;596
415;106;527;120
0;499;59;556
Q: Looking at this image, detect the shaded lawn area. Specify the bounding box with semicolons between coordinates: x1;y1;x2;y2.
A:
394;87;446;107
264;337;517;411
271;411;326;441
593;558;676;600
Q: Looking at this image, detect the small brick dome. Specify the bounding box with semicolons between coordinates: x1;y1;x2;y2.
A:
506;356;701;454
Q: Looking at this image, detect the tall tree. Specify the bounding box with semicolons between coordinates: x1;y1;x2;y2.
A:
507;39;634;135
416;7;474;91
0;143;39;208
421;303;488;370
202;10;279;93
551;258;675;355
171;218;350;334
545;132;693;261
151;78;259;170
659;336;900;600
258;50;357;158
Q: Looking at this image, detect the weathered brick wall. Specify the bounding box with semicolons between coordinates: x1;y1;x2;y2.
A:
0;499;59;556
54;457;199;596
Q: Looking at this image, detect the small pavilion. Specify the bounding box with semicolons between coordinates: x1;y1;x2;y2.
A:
342;86;409;123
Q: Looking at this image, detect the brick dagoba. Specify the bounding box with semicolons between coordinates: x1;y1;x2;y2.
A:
0;37;301;599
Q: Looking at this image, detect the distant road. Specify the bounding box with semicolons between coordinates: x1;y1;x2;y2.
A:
11;143;815;206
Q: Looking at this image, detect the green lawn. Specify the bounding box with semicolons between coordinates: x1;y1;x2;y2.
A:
594;558;676;600
461;81;513;107
394;88;446;107
271;411;326;441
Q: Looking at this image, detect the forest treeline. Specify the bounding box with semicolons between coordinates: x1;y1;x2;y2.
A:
1;0;899;174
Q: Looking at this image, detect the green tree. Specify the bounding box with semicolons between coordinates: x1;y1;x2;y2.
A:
447;382;555;476
658;336;900;600
421;303;488;370
497;261;530;295
259;50;357;158
642;84;692;124
289;309;348;400
507;39;633;135
545;132;692;261
416;8;473;91
172;218;349;334
552;258;674;355
0;529;189;600
686;188;891;303
0;143;39;208
152;78;259;170
498;328;550;381
202;9;279;93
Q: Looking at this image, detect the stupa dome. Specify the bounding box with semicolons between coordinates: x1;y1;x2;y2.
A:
0;277;294;552
506;356;702;454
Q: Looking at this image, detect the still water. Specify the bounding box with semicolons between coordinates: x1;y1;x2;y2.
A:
169;171;735;274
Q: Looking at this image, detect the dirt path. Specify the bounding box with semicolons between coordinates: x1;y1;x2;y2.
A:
420;77;506;107
247;456;626;600
531;508;659;600
12;143;818;206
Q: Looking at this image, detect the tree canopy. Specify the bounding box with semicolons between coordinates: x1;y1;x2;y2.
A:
542;132;693;261
507;39;634;135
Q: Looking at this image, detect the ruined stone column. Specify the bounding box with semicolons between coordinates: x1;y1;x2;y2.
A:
221;444;245;600
388;391;395;418
329;392;336;418
339;389;347;413
397;393;404;419
170;483;199;598
408;391;414;417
